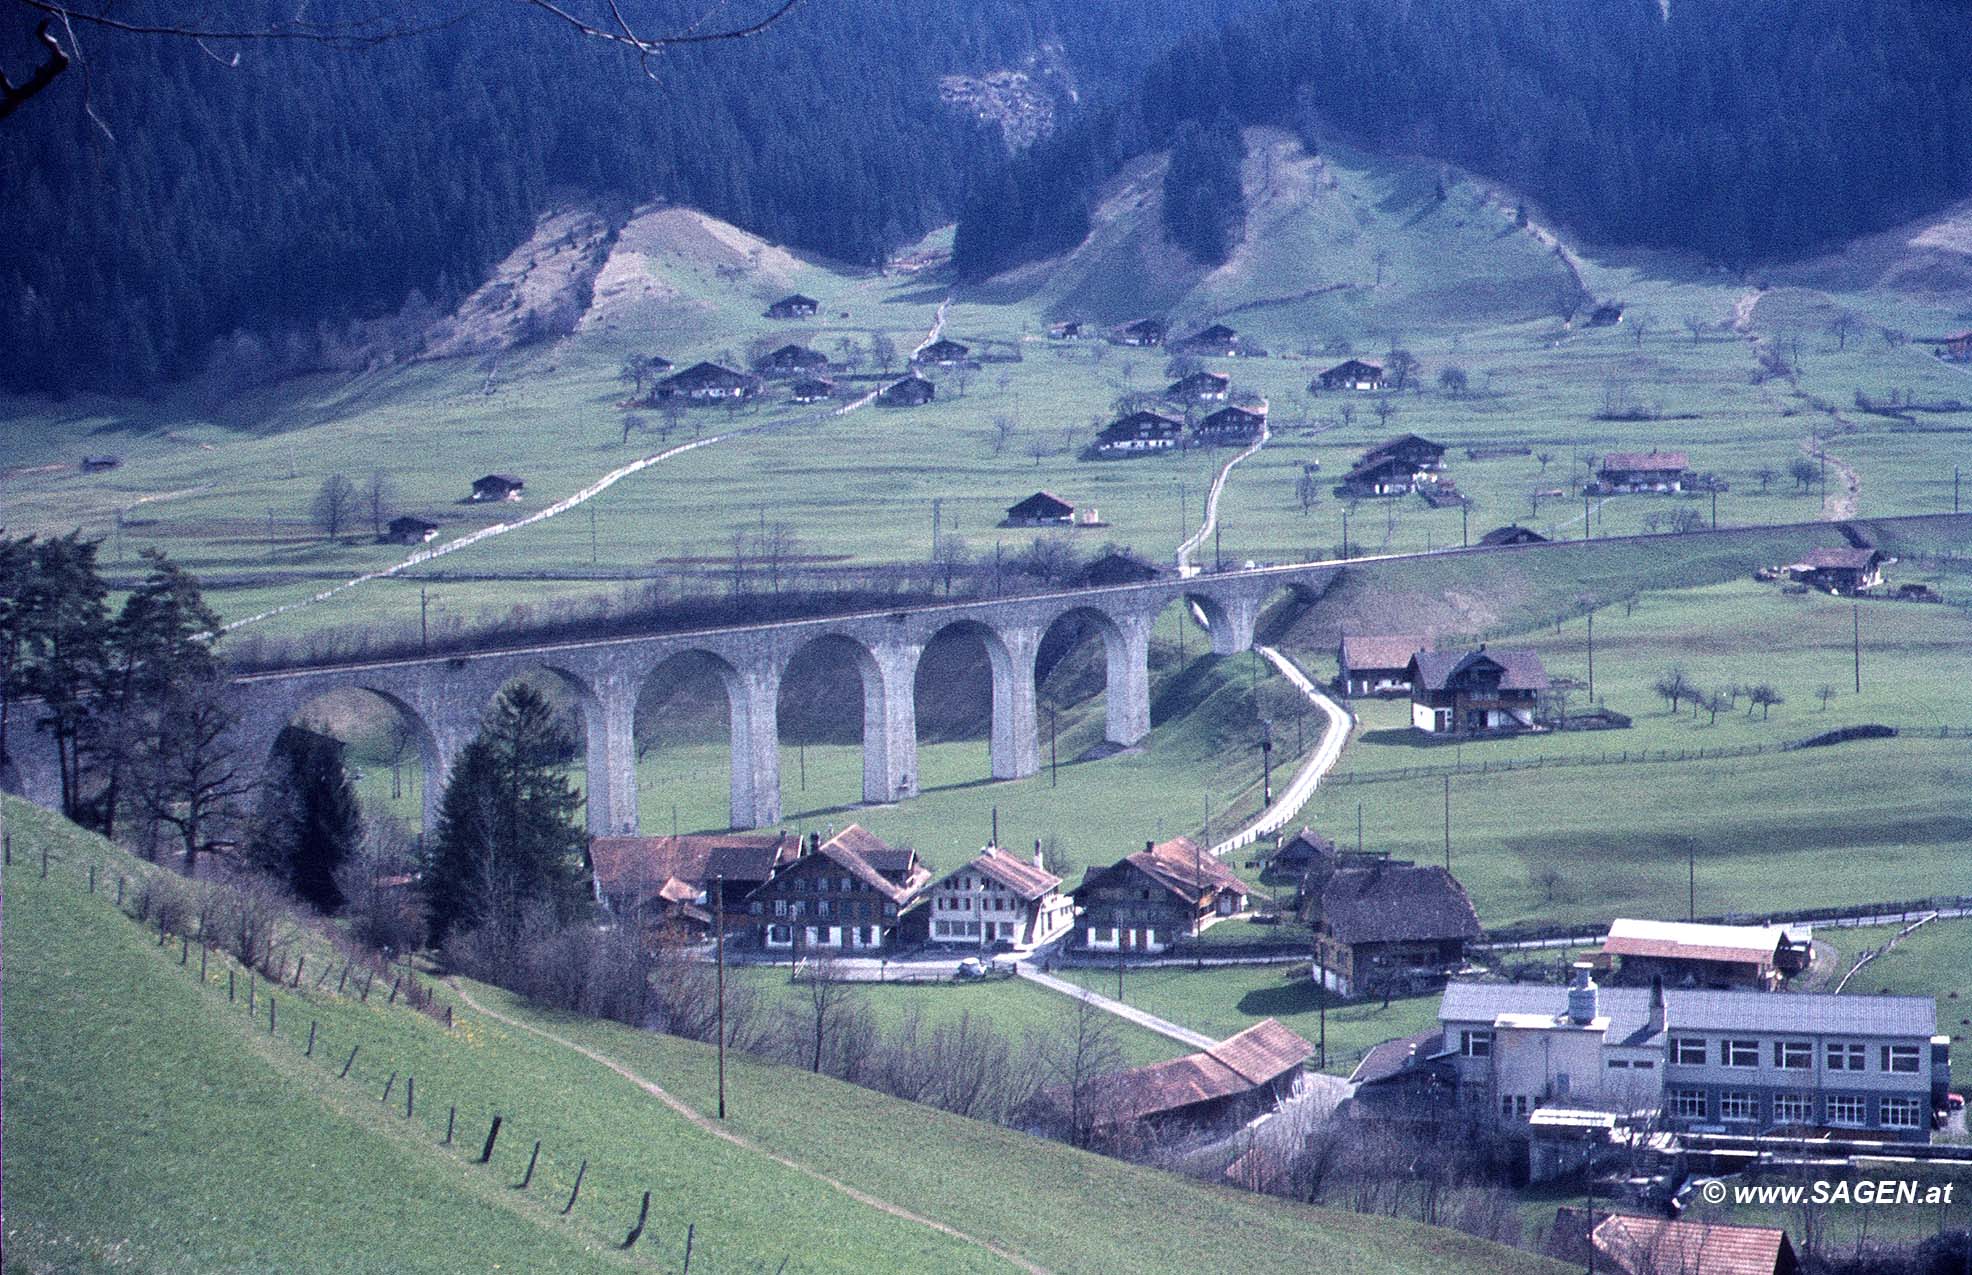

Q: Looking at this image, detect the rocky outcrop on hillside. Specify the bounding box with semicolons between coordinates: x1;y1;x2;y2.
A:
939;42;1078;150
420;207;616;360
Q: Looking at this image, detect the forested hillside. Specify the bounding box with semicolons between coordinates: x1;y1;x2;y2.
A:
0;0;1260;393
953;0;1972;280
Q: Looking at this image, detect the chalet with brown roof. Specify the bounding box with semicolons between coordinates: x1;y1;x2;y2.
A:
1408;646;1547;735
1337;633;1426;696
913;338;971;367
1048;320;1088;340
1004;491;1076;527
1314;358;1385;391
1261;826;1336;883
743;824;931;951
1304;862;1481;996
756;343;829;376
1094;410;1183;456
470;474;525;502
765;293;818;319
925;843;1073;950
1071;837;1248;953
878;374;935;407
657;361;760;402
1079;551;1163;586
1170;323;1241;356
1194;404;1265;444
1790;545;1887;594
1596;450;1693;492
1335;434;1448;497
1067;1019;1312;1132
789;378;835;403
1546;1209;1802;1275
589;831;802;931
386;515;439;545
1111;317;1167;347
1478;524;1547;546
1164;370;1230;402
1936;330;1971;361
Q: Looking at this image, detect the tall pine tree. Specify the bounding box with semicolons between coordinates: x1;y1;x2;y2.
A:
255;726;362;912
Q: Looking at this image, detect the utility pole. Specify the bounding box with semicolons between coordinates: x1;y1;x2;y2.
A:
1341;506;1351;558
991;805;999;848
1215;520;1222;572
931;496;942;560
1461;501;1469;547
419;586;429;654
1257;721;1274;804
1443;774;1451;871
1853;602;1861;694
1356;801;1364;855
1049;706;1058;788
714;877;727;1119
1583;492;1590;540
1688;842;1696;922
589;503;598;565
1586;608;1595;701
1711;486;1718;530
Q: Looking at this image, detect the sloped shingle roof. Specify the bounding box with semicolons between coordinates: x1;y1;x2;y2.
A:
1340;634;1426;673
1408;648;1548;692
1084;1018;1312;1125
942;846;1062;900
1600;450;1690;472
1315;864;1480;945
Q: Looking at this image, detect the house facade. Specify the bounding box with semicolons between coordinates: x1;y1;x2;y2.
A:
743;825;931;951
658;361;760;402
1171;323;1241;356
1314;358;1386;390
1791;546;1887;594
1598;918;1810;991
1165;371;1230;402
1936;330;1971;361
1335;435;1447;496
1072;837;1247;952
1069;1019;1312;1134
1004;491;1076;527
470;474;525;502
765;294;818;319
1111;317;1167;347
589;831;803;930
789;378;835;403
1436;974;1946;1143
1337;633;1426;696
1595;451;1692;492
386;515;439;544
757;344;829;376
1304;862;1481;997
1194;405;1265;445
878;374;935;407
925;844;1073;950
1478;524;1547;546
1094;410;1183;456
1407;647;1547;735
914;338;971;366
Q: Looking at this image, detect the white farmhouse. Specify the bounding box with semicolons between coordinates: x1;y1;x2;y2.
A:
925;843;1073;951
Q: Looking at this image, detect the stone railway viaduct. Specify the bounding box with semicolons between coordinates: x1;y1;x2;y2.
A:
5;563;1340;836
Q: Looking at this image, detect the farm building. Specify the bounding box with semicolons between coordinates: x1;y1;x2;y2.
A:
764;293;818;319
877;374;935;407
469;474;525;502
1546;1209;1802;1275
743;825;931;952
657;361;760;402
1170;323;1241;356
1313;358;1386;390
1048;320;1088;340
1584;303;1625;327
924;843;1073;950
1477;524;1547;546
1407;646;1547;735
1079;551;1162;585
1336;434;1448;496
1066;1019;1313;1134
1164;370;1230;402
789;378;835;403
1936;330;1972;361
1261;826;1337;882
1596;918;1810;992
1072;837;1248;953
1434;975;1945;1142
1595;450;1692;492
1094;410;1184;457
385;515;439;544
1111;317;1168;347
1004;491;1077;527
590;831;803;934
1194;405;1265;444
1304;862;1481;997
80;454;121;472
757;343;829;375
1337;633;1426;696
914;338;971;366
1789;545;1887;594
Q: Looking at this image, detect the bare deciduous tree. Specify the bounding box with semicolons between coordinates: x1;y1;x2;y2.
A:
1032;996;1124;1148
364;470;396;537
311;473;359;541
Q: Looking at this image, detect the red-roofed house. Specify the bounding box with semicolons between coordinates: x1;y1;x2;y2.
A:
1071;1019;1313;1131
1337;633;1427;696
1071;837;1248;952
1547;1208;1802;1275
1596;450;1693;492
925;843;1073;950
742;824;931;951
589;831;802;931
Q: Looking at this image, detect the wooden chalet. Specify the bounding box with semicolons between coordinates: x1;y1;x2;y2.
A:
1079;551;1163;586
1362;433;1447;472
1335;434;1447;496
644;354;675;375
1408;646;1546;735
744;825;931;952
925;843;1073;950
1477;524;1547;546
1164;370;1230;402
1313;358;1385;391
1194;405;1265;444
470;473;525;502
657;361;760;402
1094;410;1183;456
385;515;439;545
789;378;836;403
756;343;829;376
1597;918;1809;992
913;338;971;366
1261;826;1336;883
1305;862;1481;997
1069;1019;1312;1133
1048;320;1088;341
1111;317;1168;347
1337;633;1426;696
1584;303;1625;327
765;293;818;319
1936;330;1972;361
1004;491;1076;527
1594;450;1691;492
878;374;935;407
1170;323;1240;356
1546;1209;1802;1275
1072;837;1248;953
1790;545;1887;594
589;831;804;937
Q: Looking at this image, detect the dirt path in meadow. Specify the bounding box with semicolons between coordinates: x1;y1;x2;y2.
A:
1797;435;1860;520
449;981;1051;1275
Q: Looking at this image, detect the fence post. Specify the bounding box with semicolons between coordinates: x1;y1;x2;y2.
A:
621;1191;652;1249
336;964;349;995
445;1105;456;1145
406;1076;414;1119
518;1140;541;1189
682;1222;696;1275
41;844;48;877
306;1020;317;1057
291;956;304;989
445;1005;454;1030
268;995;276;1035
382;1071;396;1103
116;875;124;905
229;969;236;1002
88;864;95;892
248;974;255;1015
340;1044;360;1079
561;1160;587;1214
315;961;332;990
200;944;207;982
479;1115;503;1163
180;936;188;965
387;975;400;1005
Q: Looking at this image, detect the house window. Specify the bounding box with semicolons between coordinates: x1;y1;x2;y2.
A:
1773;1041;1812;1070
1631;1060;1655;1070
1669;1089;1708;1119
1460;1030;1493;1058
749;902;762;915
1881;1044;1920;1074
817;876;829;892
1825;1094;1867;1127
1500;1095;1529;1118
1827;1042;1866;1071
1773;1092;1813;1124
817;900;831;917
1721;1039;1759;1069
1608;1059;1631;1070
1879;1097;1922;1129
773;900;787;917
1719;1091;1759;1122
1672;1037;1707;1066
767;924;791;945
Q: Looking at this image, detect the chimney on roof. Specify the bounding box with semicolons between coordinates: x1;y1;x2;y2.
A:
1648;974;1666;1031
1145;840;1156;854
1567;962;1599;1025
805;831;819;856
1033;838;1045;871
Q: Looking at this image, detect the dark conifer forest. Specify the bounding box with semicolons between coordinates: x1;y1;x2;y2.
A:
953;0;1972;280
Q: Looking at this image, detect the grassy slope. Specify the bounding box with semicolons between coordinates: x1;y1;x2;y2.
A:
1;798;1570;1275
1817;918;1972;1089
